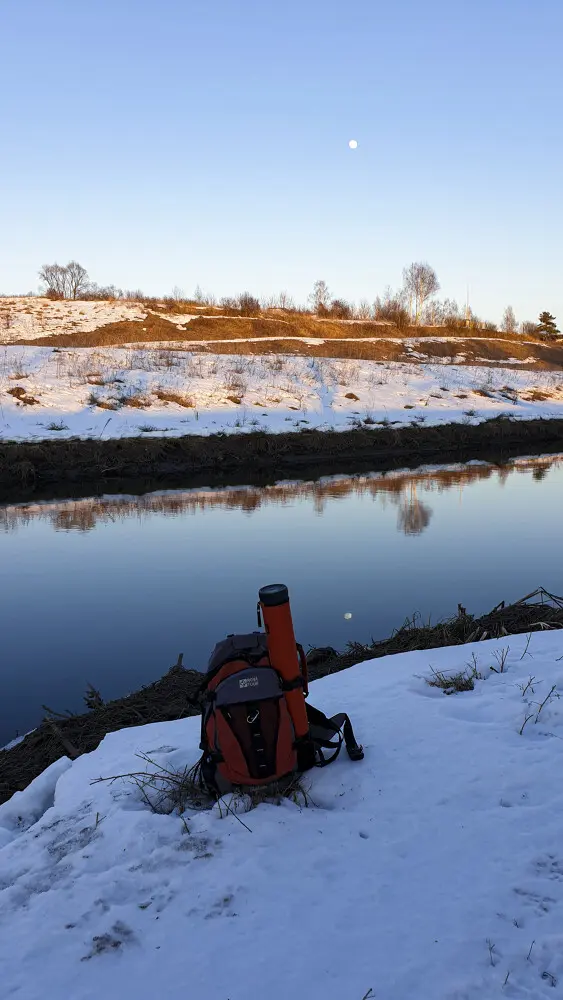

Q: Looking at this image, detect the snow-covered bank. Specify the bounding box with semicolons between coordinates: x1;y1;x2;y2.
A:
3;632;563;999
0;297;147;340
2;345;563;441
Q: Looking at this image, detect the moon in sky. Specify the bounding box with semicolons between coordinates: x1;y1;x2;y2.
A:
348;139;358;149
344;612;353;619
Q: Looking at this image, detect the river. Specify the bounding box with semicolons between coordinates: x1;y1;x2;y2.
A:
1;453;562;746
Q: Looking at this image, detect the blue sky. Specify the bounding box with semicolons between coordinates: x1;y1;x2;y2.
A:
1;0;561;324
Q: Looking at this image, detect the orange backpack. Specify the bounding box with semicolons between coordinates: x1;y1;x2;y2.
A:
198;629;363;795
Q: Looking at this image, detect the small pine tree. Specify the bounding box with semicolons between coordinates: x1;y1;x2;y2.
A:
537;311;560;341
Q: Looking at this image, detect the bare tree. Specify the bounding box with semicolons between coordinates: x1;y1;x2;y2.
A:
277;290;295;311
374;286;410;329
501;305;517;334
238;292;261;315
66;261;90;299
38;262;68;299
356;299;372;320
402;262;440;324
330;298;352;319
310;279;330;314
39;260;90;299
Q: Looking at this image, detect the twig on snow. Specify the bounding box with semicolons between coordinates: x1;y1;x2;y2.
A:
519;633;533;660
535;684;558;723
487;939;498;966
519;676;536;698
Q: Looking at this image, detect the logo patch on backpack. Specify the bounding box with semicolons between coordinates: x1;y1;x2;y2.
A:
239;675;259;689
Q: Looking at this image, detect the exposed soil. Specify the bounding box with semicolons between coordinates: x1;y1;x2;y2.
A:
2;417;563;502
12;311;562;369
2;592;561;807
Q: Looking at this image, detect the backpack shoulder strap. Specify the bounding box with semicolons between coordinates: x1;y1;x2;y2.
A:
306;703;364;766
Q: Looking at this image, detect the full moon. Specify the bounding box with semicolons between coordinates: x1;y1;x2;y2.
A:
348;139;358;149
344;612;353;619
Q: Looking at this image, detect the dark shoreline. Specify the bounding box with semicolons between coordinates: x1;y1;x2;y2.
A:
2;415;563;503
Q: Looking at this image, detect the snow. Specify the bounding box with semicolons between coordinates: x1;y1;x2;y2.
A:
3;632;563;998
1;345;563;441
1;732;31;752
0;298;147;340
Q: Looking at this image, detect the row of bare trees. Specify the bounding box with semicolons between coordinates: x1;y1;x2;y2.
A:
38;262;121;301
309;263;440;327
39;262;90;300
35;260;559;338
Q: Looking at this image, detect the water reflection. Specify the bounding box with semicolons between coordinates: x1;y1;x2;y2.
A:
396;489;433;535
2;452;563;745
1;454;559;537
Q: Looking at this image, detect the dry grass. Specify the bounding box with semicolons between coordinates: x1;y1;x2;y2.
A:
524;389;551;402
426;664;483;694
12;308;552;350
6;386;40;405
153;389;195;408
91;751;313;824
8;305;563;371
116;391;151;409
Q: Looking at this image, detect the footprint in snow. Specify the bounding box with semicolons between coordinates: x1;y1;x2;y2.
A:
81;921;135;960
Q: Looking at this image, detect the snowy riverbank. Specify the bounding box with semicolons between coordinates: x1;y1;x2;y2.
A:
2;345;563;441
3;632;563;999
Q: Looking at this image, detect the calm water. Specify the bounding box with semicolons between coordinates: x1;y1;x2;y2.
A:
1;455;562;745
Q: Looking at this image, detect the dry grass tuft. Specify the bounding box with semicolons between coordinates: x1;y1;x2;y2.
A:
426;664;483;694
87;392;119;410
115;391;151;409
154;389;195;408
91;752;313;823
6;386;40;405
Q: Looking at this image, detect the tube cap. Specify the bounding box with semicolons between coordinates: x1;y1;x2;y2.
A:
259;584;289;607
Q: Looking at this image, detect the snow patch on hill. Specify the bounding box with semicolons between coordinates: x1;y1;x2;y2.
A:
0;298;147;340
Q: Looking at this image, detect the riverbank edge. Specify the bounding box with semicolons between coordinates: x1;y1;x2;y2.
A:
2;415;563;502
2;592;562;805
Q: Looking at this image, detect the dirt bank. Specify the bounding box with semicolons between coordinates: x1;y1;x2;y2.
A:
2;416;563;502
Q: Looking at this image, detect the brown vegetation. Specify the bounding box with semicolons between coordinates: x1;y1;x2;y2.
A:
12;309;552;350
6;386;40;405
12;313;563;369
153;389;195;407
